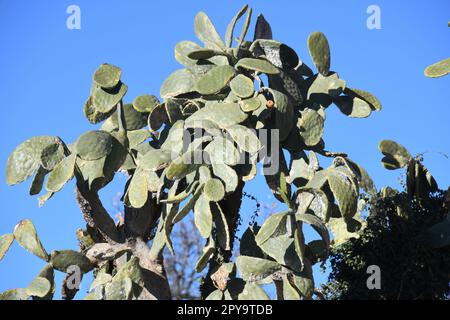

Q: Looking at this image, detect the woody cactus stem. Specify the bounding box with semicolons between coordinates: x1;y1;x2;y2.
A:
200;181;244;299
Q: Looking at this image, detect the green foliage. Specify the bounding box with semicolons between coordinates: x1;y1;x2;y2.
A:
323;142;450;300
2;4;388;300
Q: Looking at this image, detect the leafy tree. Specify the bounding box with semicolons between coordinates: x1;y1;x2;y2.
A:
323;141;450;300
1;5;384;300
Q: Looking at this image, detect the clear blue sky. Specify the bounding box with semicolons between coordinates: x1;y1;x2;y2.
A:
0;0;449;299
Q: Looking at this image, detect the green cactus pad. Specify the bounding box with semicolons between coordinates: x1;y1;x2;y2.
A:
128;169;148;209
378;139;412;170
6;136;60;186
160;69;196;99
235;58;279;74
26;277;51;298
127;130;151;149
172;187;203;224
166;151;200;180
212;202;231;250
226;124;261;153
235;256;281;282
93;63;122;89
165;100;184;124
345;88;382;111
339;157;376;195
424;57;450;78
114;256;145;287
0;289;30;300
163;181;199;204
270;88;294;141
89;271;112;292
161;120;185;155
105;277;133;300
185;102;248;128
13;219;48;261
334;95;372;118
148;103;169;132
287;153;313;186
327;214;363;246
0;234;14;261
46;154;76;193
139;149;172;171
205;136;241;166
307;31;331;76
292;262;314;299
196;65;236;95
132;94;159;113
237;6;252;47
255;211;289;245
230;74;255;98
195;245;215;273
92;82;128;113
327;169;358;219
307;73;345;101
206;289;224;300
29;166;49;196
175;41;202;66
187;48;224;60
38;192;54;208
225;4;249;47
83;96;115;125
297;213;330;251
50;250;93;274
251;39;299;69
212;163;238;193
237;283;269;300
269;70;303;105
194;194;213;238
204;178;225;202
259;233;301;270
40;141;65;171
194;11;226;50
297;188;331;222
35;263;55;300
77;156;106;189
106;103;147;131
239;96;261;112
75;131;114;161
299;109;324;146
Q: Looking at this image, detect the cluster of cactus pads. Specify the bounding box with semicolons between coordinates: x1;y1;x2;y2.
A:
378;140;449;249
1;5;385;300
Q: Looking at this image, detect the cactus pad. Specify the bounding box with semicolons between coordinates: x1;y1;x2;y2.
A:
93;63;122;89
235;58;279;75
13;219;48;261
307;31;330;76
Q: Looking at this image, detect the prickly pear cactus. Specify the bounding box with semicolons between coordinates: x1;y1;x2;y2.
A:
2;4;383;300
323;140;450;300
